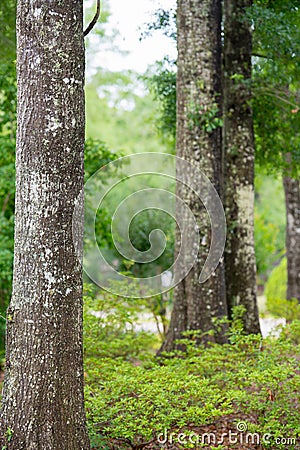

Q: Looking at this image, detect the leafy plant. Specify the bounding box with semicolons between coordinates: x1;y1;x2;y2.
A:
83;290;300;449
264;258;300;322
83;283;159;361
188;102;223;133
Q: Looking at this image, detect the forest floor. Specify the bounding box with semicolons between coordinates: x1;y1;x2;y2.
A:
107;411;300;450
109;413;268;449
1;297;298;450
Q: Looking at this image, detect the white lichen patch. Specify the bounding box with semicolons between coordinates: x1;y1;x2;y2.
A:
34;7;42;18
234;185;256;265
236;185;254;226
45;116;62;134
45;248;52;257
288;213;295;229
44;271;55;286
49;10;62;16
30;171;40;202
30;55;41;69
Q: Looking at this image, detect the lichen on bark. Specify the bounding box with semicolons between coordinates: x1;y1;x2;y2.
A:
283;172;300;301
160;0;227;353
0;1;90;448
223;0;261;334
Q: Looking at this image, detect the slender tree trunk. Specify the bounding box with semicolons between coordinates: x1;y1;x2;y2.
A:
283;174;300;301
160;0;227;352
0;1;90;449
223;0;261;334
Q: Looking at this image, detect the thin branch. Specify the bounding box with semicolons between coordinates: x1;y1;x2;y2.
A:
153;312;164;341
265;92;298;108
254;85;300;109
252;52;269;59
132;439;156;449
84;0;101;37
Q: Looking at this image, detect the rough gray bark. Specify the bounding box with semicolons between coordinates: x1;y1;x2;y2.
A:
223;0;261;334
160;0;227;352
0;1;90;449
283;174;300;301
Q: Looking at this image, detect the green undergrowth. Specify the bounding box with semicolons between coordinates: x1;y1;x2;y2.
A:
83;290;300;450
265;257;300;321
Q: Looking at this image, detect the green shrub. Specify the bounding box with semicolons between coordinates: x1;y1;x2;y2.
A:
254;211;282;277
265;257;287;302
83;284;159;361
266;297;300;322
265;258;300;321
85;358;233;447
83;299;300;449
254;172;285;280
278;319;300;345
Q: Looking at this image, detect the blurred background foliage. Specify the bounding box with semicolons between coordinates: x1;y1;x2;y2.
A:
0;0;299;356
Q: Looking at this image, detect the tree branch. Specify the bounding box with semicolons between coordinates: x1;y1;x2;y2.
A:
84;0;101;37
252;52;269;59
255;85;299;109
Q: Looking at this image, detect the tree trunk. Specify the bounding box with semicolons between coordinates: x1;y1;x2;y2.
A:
283;174;300;301
0;1;90;449
223;0;261;334
160;0;227;352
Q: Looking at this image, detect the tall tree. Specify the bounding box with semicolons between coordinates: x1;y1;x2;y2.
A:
160;0;227;352
250;0;300;303
0;1;90;448
283;164;300;301
0;0;17;351
223;0;261;333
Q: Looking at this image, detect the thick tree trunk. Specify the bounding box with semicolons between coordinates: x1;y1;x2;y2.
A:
160;0;227;352
0;1;90;449
223;0;261;334
283;174;300;301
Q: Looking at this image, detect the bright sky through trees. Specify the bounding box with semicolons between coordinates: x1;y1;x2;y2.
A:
86;0;176;72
